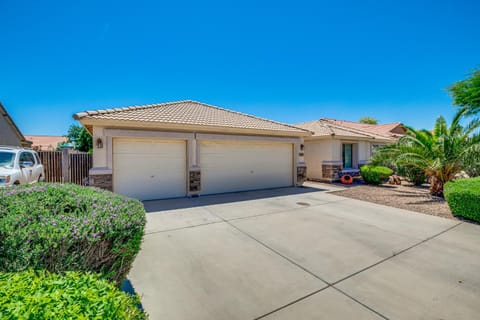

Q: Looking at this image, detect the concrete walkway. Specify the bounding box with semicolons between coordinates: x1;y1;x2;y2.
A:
129;187;480;320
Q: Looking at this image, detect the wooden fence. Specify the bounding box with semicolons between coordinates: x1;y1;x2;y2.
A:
38;150;92;185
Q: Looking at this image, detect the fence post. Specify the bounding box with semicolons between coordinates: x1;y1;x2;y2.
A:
61;148;71;183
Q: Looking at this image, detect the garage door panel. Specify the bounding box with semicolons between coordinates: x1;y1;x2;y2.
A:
201;140;293;195
114;139;185;155
114;154;186;170
113;138;186;200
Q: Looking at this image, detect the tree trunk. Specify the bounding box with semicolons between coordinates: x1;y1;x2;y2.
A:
429;175;444;197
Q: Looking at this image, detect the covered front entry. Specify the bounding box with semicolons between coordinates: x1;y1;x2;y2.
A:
113;138;187;200
199;140;293;195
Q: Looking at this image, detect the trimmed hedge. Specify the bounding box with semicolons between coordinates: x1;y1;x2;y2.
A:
444;177;480;222
0;270;146;319
0;183;146;283
360;165;393;185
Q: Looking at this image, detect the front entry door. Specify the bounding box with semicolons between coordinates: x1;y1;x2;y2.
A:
342;144;353;169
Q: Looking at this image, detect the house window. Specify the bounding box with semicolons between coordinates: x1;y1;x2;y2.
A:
342;144;353;169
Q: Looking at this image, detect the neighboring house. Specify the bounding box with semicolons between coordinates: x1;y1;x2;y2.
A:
24;135;68;151
295;119;402;182
0;102;32;147
320;118;406;138
74;100;310;200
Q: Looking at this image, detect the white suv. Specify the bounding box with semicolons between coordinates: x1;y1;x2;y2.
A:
0;146;45;186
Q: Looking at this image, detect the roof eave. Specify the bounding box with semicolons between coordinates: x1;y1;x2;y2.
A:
305;134;394;142
76;118;312;137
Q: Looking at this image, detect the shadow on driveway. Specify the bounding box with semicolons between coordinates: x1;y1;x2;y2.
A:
143;186;324;213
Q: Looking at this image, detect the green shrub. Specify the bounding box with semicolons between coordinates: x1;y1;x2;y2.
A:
463;150;480;177
397;166;426;185
0;183;146;283
0;270;146;319
360;165;393;185
444;177;480;222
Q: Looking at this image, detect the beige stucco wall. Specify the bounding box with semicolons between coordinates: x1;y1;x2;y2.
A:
358;141;370;162
331;139;342;160
304;139;335;180
0;115;22;146
92;126;107;168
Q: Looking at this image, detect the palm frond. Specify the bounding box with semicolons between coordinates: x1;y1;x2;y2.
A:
434;116;447;138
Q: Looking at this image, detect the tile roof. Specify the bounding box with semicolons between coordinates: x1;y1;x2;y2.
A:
74;100;309;135
320;118;405;138
24;135;68;151
295;119;395;141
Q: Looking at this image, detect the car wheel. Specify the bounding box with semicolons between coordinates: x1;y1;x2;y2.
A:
14;181;20;185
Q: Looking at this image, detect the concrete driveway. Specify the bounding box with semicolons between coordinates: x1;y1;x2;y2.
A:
128;187;480;320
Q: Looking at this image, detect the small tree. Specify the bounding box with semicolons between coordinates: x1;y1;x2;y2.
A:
62;124;92;152
359;116;378;124
449;67;480;116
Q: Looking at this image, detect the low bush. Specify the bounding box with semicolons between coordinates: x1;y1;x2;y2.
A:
397;166;426;186
463;148;480;177
360;165;393;185
0;270;146;319
444;177;480;222
0;183;146;283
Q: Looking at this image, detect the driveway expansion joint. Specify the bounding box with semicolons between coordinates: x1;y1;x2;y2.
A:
144;220;226;235
331;221;463;286
205;206;391;320
204;206;461;320
223;198;349;223
253;287;329;320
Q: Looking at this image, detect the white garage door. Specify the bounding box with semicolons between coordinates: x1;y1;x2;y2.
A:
113;138;186;200
200;140;293;195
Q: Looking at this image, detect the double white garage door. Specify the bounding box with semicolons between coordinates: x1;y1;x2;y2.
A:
113;138;293;200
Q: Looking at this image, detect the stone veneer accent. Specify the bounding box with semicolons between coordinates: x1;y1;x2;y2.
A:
188;169;201;193
322;163;343;181
297;165;307;184
89;174;113;191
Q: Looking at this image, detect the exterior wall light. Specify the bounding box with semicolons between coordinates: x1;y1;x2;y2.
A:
96;138;103;149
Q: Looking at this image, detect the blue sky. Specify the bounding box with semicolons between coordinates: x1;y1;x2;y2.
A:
1;0;479;135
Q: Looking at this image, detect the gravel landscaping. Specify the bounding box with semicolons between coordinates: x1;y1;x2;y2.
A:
330;183;455;220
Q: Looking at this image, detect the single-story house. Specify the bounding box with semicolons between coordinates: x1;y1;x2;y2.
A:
295;119;405;181
0;102;32;148
74;100;310;200
24;135;68;151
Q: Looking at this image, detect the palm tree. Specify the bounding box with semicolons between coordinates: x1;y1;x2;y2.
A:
371;107;480;196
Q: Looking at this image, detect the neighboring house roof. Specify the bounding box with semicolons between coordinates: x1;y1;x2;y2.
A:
320;118;406;138
24;135;68;151
74;100;310;136
295;119;395;142
0;102;32;147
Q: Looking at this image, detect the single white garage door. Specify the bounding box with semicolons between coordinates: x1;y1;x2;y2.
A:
200;140;293;195
113;138;186;200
